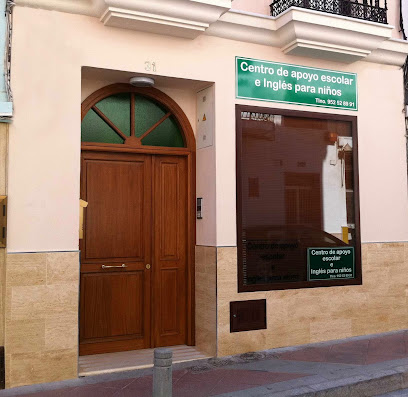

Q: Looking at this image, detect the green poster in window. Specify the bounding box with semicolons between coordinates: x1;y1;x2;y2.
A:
307;247;355;281
236;57;357;110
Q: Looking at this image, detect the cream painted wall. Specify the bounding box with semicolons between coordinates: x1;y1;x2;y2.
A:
8;6;408;252
232;0;403;40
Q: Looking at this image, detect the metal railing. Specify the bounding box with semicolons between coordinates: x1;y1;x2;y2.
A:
270;0;388;24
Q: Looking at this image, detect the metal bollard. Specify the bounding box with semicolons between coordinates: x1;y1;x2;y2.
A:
153;348;173;397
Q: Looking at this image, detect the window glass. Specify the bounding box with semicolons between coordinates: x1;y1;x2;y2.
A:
238;110;359;290
81;93;185;147
81;109;125;144
95;93;131;137
134;95;167;138
141;116;184;148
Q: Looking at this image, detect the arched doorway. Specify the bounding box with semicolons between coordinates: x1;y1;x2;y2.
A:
79;84;196;355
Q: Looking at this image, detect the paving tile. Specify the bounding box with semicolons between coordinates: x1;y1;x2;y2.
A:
173;369;190;382
219;369;307;385
225;359;356;375
318;366;369;381
61;386;120;397
89;378;136;390
324;351;366;365
262;374;329;392
379;389;408;396
365;354;408;365
277;346;331;363
21;386;120;397
330;339;370;355
402;330;408;353
114;376;152;397
7;331;408;397
209;382;260;396
173;369;226;396
174;369;307;397
17;390;69;397
368;333;408;357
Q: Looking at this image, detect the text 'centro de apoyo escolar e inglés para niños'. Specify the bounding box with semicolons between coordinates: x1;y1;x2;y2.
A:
237;58;357;110
240;61;354;97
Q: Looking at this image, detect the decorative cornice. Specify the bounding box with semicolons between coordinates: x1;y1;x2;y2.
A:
366;38;408;66
100;7;206;39
207;8;407;66
15;0;408;66
100;0;232;38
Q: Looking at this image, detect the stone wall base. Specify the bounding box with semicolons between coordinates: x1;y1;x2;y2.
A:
5;252;79;388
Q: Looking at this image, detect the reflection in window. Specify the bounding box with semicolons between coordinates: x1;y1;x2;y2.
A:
238;112;358;289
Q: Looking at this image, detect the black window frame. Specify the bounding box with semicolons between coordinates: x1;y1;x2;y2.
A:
236;104;362;292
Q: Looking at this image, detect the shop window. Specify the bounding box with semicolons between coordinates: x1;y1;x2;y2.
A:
236;107;361;292
81;93;185;148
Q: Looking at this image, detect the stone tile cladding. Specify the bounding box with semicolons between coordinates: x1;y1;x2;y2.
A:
4;243;407;387
195;246;217;356
217;243;408;357
5;252;79;388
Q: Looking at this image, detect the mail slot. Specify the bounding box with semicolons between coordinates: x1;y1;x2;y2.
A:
0;196;7;248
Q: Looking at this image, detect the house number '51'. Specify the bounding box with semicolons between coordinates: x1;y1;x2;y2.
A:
145;61;157;72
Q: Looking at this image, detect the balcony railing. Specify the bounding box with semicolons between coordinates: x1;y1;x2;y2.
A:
270;0;388;24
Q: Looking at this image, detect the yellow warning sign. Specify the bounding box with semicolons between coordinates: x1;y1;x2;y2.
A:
202;114;207;121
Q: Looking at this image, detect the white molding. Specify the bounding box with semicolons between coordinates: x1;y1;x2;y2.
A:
207;8;406;66
100;0;232;38
276;12;391;63
365;38;408;66
281;39;371;63
100;7;209;39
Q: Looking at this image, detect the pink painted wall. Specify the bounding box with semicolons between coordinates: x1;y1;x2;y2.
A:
7;6;408;252
232;0;403;39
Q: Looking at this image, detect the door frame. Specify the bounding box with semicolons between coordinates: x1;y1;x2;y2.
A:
80;84;196;348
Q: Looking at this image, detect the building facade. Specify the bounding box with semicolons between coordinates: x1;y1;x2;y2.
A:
2;0;408;389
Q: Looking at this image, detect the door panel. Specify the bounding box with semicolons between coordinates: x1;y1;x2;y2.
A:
84;159;149;261
80;152;152;355
80;271;145;340
153;156;188;347
159;163;180;260
80;152;189;355
160;269;178;335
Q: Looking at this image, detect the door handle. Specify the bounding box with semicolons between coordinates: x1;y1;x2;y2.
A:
146;264;151;270
101;264;127;269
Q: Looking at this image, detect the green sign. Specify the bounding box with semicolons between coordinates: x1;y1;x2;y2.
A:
236;57;357;111
307;247;355;281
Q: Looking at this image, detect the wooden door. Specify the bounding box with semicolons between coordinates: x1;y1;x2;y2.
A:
79;151;188;355
152;155;188;347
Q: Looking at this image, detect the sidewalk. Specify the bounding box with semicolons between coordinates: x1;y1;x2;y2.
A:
3;330;408;396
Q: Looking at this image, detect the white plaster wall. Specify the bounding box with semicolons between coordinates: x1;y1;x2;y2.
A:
7;6;408;252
